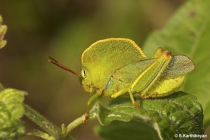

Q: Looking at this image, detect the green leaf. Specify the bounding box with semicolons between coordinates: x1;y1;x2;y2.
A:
0;88;26;140
95;121;159;140
143;0;210;128
0;15;7;49
95;92;204;140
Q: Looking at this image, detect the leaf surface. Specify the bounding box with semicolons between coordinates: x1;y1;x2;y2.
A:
96;92;203;140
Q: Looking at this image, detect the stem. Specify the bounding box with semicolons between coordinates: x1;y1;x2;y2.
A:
64;103;99;137
24;103;61;139
64;115;85;137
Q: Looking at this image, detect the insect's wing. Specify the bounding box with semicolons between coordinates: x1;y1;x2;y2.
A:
163;55;195;78
131;51;172;95
104;58;156;96
106;50;173;97
146;55;195;97
107;48;194;99
82;38;146;91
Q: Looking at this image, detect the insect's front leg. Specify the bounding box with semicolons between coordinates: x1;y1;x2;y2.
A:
84;92;101;123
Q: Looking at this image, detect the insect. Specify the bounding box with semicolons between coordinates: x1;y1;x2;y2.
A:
48;38;195;121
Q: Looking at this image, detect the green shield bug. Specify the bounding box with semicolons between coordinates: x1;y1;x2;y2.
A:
48;38;195;122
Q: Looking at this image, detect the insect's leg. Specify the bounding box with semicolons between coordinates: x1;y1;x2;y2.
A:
140;51;172;97
153;48;164;58
111;88;129;98
128;90;140;108
132;50;172;97
84;93;101;123
111;88;140;108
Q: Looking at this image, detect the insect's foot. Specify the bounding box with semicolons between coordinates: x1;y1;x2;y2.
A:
140;95;150;99
133;102;140;108
83;113;89;124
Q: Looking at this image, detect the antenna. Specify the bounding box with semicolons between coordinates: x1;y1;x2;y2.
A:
47;55;78;76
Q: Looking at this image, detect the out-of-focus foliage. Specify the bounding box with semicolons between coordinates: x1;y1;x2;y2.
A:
0;87;26;140
0;15;7;49
2;0;209;140
1;15;27;140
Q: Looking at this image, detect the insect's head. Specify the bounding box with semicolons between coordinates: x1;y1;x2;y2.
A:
79;67;95;93
47;56;99;94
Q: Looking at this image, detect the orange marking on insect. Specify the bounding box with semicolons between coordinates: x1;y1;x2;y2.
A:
162;51;172;59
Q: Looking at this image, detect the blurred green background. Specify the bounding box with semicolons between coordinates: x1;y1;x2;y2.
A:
0;0;185;140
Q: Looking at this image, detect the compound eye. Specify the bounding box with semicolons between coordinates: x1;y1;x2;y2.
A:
81;69;86;78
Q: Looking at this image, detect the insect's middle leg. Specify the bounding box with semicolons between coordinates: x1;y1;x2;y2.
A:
128;90;140;108
111;88;129;98
111;88;140;108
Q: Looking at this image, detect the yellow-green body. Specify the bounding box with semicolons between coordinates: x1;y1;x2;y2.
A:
80;38;145;94
47;38;194;122
75;38;194;119
80;38;194;114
